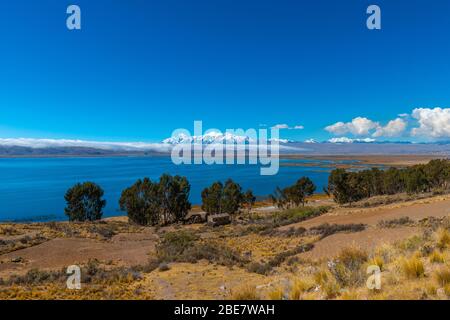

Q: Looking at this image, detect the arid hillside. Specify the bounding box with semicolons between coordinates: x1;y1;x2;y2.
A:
1;193;450;300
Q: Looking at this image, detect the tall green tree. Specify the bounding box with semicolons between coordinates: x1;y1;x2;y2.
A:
327;169;352;204
201;181;224;215
119;178;160;225
201;179;247;215
222;179;244;214
120;174;191;225
64;182;106;222
243;189;256;213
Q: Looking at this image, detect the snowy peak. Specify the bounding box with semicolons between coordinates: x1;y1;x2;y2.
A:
162;132;292;145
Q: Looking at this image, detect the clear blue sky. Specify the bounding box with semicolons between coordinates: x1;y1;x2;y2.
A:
1;0;449;142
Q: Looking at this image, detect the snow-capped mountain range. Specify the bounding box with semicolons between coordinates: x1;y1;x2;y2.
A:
161;132;292;145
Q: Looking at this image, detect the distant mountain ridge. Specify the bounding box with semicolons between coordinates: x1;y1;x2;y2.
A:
0;137;450;156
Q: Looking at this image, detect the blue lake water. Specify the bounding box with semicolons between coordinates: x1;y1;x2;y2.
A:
0;156;338;222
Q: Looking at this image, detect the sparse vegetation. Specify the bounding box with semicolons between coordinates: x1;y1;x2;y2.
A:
309;223;366;239
377;217;414;228
156;230;248;267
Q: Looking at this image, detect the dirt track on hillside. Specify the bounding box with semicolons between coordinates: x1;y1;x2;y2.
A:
292;196;450;259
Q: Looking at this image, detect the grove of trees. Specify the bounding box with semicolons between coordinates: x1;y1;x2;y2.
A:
201;179;255;215
326;159;450;204
271;177;316;209
64;182;106;222
119;174;192;226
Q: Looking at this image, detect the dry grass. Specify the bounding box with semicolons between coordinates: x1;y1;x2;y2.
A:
289;278;315;300
434;266;450;287
369;255;384;271
436;228;450;250
268;287;284;300
400;254;425;279
429;250;445;263
230;285;260;300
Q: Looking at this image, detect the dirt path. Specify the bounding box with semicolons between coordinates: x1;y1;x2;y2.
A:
0;231;158;277
294;195;450;229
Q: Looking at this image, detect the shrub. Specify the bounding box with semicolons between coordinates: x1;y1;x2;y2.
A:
377;217;413;228
401;255;425;279
328;247;368;287
6;268;65;286
158;263;170;272
246;262;271;275
156;231;246;267
268;287;284;300
64;182;106;222
230;285;260;300
436;228;450;250
289;279;314;300
156;230;199;262
434;267;450;287
309;223;366;239
429;250;445;263
369;255;384;271
337;247;368;270
313;269;340;299
273;206;329;226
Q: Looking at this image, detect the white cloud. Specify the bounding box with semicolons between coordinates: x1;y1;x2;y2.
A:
411;108;450;138
0;138;172;152
271;124;304;130
0;137;304;152
325;117;379;136
328;137;376;144
373;118;407;137
271;124;289;129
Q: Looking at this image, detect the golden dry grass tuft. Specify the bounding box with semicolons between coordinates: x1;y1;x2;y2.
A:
434;266;450;287
289;278;315;300
400;255;425;279
268;287;284;300
429;250;445;263
436;228;450;250
230;285;260;300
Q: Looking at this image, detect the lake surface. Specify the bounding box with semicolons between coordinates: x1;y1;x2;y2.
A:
0;156;341;222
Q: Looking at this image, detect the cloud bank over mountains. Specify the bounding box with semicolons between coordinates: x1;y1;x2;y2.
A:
325;107;449;141
0;138;172;152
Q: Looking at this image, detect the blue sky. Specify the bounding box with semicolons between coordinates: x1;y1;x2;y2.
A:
1;0;450;142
